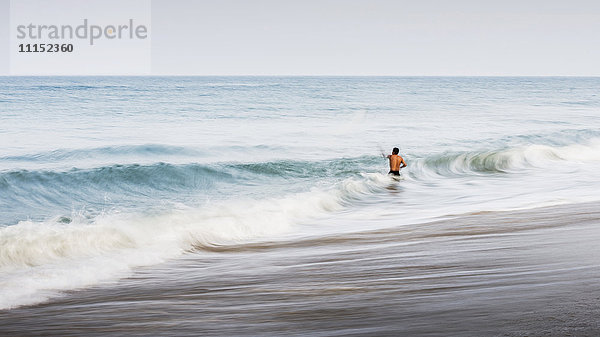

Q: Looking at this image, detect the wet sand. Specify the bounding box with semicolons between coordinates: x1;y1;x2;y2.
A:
1;202;599;336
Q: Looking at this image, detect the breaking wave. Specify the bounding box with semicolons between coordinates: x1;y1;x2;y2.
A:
0;172;390;310
410;139;600;178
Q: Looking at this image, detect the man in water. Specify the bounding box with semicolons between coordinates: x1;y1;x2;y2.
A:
387;147;407;176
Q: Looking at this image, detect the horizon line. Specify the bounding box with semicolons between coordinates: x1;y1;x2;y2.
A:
2;74;600;78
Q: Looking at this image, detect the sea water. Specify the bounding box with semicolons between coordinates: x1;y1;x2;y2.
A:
1;77;599;334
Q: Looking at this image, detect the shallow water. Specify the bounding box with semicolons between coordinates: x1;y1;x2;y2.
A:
1;77;599;335
2;202;599;336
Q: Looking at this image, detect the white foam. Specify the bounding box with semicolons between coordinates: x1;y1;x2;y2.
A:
0;173;389;310
551;138;600;162
410;138;600;178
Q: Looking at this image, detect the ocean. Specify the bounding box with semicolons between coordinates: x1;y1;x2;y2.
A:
1;76;599;336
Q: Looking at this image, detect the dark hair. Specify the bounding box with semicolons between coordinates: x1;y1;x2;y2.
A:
392;147;399;155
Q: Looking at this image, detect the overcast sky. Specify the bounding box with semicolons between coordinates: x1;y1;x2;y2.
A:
3;0;600;75
150;0;600;76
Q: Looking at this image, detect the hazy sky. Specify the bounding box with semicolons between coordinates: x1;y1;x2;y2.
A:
0;0;8;74
3;0;600;75
150;0;600;76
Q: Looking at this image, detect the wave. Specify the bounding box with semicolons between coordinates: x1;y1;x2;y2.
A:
227;156;375;178
0;157;379;212
2;139;598;222
1;138;598;309
0;172;390;310
0;144;204;163
410;139;600;178
0;163;233;215
1;163;227;191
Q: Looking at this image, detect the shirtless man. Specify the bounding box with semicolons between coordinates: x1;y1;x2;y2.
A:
387;147;406;176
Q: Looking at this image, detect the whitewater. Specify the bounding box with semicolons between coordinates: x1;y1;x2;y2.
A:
1;76;599;336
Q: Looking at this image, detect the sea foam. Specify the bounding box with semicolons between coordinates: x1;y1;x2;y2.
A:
0;172;388;310
409;139;600;178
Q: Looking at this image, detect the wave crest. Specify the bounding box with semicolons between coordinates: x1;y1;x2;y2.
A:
0;172;390;309
411;140;600;177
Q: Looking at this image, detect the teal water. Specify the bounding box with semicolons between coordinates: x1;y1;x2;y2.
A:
2;77;598;223
1;77;599;334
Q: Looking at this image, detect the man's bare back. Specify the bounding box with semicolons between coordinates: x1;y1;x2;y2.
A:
386;147;406;176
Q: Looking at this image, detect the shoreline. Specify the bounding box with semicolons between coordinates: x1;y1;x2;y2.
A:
1;200;599;336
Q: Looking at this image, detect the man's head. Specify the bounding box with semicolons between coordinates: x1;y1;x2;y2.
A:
392;147;399;155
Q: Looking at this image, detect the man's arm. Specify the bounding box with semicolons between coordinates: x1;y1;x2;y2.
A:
400;157;407;168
